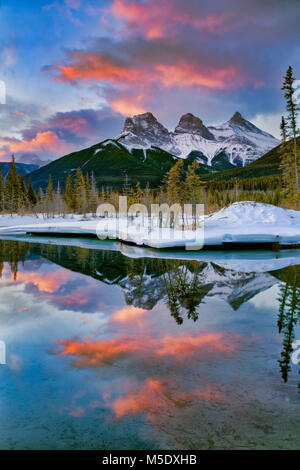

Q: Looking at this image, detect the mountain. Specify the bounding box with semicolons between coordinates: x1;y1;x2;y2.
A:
0;162;39;178
16;153;51;167
118;111;279;169
29;137;216;190
200;137;300;182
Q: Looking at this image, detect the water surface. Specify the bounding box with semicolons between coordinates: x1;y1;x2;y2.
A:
0;238;299;450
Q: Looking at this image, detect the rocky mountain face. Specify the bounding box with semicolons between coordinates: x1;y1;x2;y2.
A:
118;111;279;168
121;112;172;149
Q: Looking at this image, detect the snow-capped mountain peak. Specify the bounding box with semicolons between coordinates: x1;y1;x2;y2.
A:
174;113;215;140
121;111;171;149
117;111;279;169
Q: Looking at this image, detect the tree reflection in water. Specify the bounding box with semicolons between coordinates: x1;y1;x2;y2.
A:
159;260;210;325
276;266;300;390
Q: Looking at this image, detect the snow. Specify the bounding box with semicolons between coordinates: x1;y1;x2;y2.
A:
0;203;299;250
117;113;279;167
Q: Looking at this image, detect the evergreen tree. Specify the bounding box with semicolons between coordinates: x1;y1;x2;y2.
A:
280;116;294;197
164;159;184;204
84;173;91;212
5;154;20;213
27;176;37;206
37;187;43;203
18;169;28;210
282;66;299;193
184;160;202;204
74;168;86;213
64;173;74;210
46;174;55;203
89;171;99;215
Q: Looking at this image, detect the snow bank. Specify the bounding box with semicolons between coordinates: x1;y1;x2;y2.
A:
0;202;300;249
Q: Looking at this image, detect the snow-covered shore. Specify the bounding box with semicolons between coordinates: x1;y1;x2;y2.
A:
0;202;300;249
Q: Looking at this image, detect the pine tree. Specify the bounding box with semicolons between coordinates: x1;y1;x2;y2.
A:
74;168;86;213
46;174;55;203
282;66;299;193
18;169;28;210
64;173;74;210
90;171;99;215
37;187;43;204
280;116;294;198
164;159;184;204
184;160;202;204
5;154;20;213
27;176;37;206
84;173;90;212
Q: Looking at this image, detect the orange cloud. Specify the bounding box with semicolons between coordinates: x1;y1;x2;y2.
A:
156;332;236;357
50;48;244;102
110;305;149;323
13;268;75;293
110;98;146;116
0;130;73;157
54;51;145;84
58;337;146;367
156;63;243;89
57;331;240;368
110;378;225;420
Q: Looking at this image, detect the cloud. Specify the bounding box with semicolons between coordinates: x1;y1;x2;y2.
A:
51;50;144;84
49;48;245;91
156;63;243;89
0;107;123;161
110;0;242;39
110;97;146;116
0;130;74;162
110;305;149;323
57;331;240;368
109;378;225;420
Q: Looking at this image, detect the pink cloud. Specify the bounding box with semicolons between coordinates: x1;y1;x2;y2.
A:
111;0;241;39
0;130;74;161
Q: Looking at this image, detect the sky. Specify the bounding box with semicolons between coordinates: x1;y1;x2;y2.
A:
0;0;299;163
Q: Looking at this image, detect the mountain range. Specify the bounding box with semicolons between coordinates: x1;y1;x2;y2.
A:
28;111;280;190
117;111;279;168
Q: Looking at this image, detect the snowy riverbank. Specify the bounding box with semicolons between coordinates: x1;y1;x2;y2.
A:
0;202;300;249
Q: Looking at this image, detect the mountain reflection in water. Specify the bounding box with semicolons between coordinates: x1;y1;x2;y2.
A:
0;238;299;450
